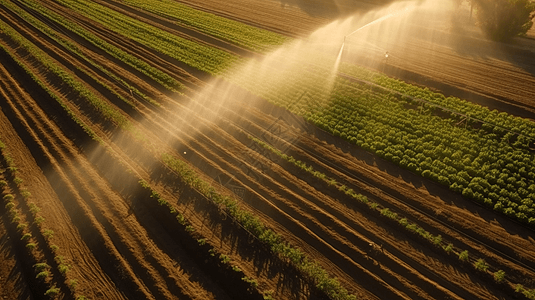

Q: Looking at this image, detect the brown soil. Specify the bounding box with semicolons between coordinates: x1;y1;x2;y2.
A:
0;0;534;300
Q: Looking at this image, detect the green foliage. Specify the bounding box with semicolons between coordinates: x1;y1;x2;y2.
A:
69;279;78;290
16;223;27;231
241;276;258;288
443;243;454;253
34;216;45;225
26;243;37;251
43;229;54;240
474;258;489;271
219;254;231;264
34;262;50;271
493;270;506;283
0;180;7;187
36;271;49;279
13;177;23;186
44;286;60;297
20;189;31;199
29;202;41;215
459;250;469;261
119;0;288;52
197;238;206;246
475;0;535;41
21;233;32;241
232;265;242;272
3;194;14;201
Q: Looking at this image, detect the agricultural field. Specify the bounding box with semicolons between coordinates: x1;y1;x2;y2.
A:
0;0;534;300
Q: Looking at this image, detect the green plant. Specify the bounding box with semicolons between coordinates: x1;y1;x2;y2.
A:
185;225;195;232
16;223;27;231
263;289;274;300
58;264;70;274
44;286;60;296
5;202;15;210
241;276;258;288
29;203;41;215
458;250;469;261
219;254;231;264
76;296;88;300
21;233;32;240
50;244;59;252
176;214;185;225
34;216;45;225
474;258;489;271
36;270;49;279
69;279;78;290
432;234;442;246
493;270;506;283
20;189;31;199
34;262;50;271
232;265;242;272
13;177;23;186
26;243;37;251
3;194;14;201
43;229;54;239
443;243;454;253
0;179;7;187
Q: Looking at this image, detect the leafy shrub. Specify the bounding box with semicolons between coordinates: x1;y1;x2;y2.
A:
476;0;535;41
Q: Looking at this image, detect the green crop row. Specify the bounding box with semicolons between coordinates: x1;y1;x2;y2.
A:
0;137;86;300
0;18;131;129
17;0;183;95
161;152;357;300
1;0;159;107
230;59;535;225
116;0;289;52
250;135;535;299
53;0;238;75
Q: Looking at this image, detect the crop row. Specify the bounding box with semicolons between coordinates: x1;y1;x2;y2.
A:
0;138;87;299
15;0;183;95
230;59;535;226
53;0;238;74
115;0;289;52
250;136;535;299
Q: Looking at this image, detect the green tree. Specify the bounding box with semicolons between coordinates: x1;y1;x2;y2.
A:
475;0;535;41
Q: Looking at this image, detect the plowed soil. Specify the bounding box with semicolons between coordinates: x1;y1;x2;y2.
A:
0;0;534;300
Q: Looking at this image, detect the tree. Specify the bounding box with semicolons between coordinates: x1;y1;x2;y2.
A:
475;0;535;41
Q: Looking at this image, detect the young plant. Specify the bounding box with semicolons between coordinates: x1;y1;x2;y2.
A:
493;270;505;283
458;250;469;261
44;286;60;297
21;233;32;241
36;270;50;279
26;243;37;251
219;254;231;264
43;229;54;240
474;258;489;272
